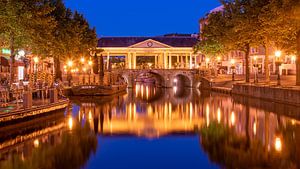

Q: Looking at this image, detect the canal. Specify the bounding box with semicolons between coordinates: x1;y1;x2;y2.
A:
0;84;300;169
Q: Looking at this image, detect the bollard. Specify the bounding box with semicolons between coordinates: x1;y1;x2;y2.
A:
50;88;58;103
23;91;32;109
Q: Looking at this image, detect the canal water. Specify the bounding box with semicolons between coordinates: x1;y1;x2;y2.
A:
1;84;300;169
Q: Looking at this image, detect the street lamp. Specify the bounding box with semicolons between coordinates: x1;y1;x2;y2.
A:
67;60;73;67
275;50;282;86
88;60;93;84
67;60;73;87
82;67;87;84
231;59;236;81
274;136;282;152
33;56;39;83
291;55;296;64
205;58;210;69
80;57;85;64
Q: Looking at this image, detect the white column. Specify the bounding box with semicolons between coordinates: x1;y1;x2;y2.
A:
169;52;172;69
133;52;136;69
181;55;184;68
190;53;193;69
107;52;110;70
155;55;157;68
185;53;188;69
125;53;128;69
128;52;131;69
164;52;167;69
159;53;163;69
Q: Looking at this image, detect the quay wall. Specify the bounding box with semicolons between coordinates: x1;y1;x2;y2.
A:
232;83;300;106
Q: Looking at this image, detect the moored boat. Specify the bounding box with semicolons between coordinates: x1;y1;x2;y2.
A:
70;84;127;96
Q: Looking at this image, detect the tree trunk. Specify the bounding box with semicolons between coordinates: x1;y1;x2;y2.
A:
99;54;104;85
54;56;62;81
9;44;15;85
296;30;300;85
245;44;250;83
264;43;270;83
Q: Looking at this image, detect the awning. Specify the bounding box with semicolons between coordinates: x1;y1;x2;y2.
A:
0;56;25;67
0;56;9;67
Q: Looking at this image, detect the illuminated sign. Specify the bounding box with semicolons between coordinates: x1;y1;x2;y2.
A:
2;49;11;55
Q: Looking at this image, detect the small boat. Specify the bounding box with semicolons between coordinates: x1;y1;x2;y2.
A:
70;84;127;96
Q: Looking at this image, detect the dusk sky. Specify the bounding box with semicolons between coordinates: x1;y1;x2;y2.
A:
64;0;221;37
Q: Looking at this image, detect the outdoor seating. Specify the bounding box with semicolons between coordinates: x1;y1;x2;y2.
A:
0;86;9;107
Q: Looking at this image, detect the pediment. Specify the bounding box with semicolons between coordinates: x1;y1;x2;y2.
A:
129;39;171;48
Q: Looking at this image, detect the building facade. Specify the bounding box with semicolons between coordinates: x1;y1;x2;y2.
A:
96;35;200;70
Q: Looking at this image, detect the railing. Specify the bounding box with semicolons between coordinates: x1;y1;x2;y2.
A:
0;83;61;110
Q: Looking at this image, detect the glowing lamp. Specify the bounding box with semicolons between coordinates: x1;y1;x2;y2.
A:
230;59;235;65
275;51;282;58
275;137;282;152
80;57;85;63
33;56;39;64
88;60;93;66
67;60;73;67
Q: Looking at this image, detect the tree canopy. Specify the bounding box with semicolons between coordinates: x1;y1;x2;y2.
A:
0;0;97;83
196;0;300;84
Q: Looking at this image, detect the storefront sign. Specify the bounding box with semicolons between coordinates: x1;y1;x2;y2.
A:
2;49;11;55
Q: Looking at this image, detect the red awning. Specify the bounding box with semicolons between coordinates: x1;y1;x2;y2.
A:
0;57;9;67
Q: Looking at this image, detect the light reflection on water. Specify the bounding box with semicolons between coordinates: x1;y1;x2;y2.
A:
0;84;300;169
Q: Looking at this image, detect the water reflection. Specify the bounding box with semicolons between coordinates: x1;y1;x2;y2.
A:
72;84;300;168
0;113;97;169
1;84;300;169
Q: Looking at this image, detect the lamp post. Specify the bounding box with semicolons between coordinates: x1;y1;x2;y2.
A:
33;56;39;84
275;51;282;86
80;57;86;84
231;59;236;81
88;59;93;84
67;60;73;86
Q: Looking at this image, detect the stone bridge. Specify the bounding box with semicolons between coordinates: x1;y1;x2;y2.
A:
114;69;203;88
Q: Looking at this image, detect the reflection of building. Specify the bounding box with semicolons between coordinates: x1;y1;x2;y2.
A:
96;34;200;70
199;6;297;75
0;122;65;162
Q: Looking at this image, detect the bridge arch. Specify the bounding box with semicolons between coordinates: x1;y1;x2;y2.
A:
117;69;201;88
134;71;166;87
172;73;192;88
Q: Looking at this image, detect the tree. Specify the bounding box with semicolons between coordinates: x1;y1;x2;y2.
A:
0;0;55;84
279;0;300;85
198;0;261;82
49;0;97;80
254;0;297;83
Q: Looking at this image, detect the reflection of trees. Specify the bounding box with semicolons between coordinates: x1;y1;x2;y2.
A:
200;122;299;169
0;122;97;169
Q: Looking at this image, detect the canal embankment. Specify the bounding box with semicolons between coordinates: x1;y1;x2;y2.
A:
0;88;69;125
232;83;300;106
201;75;300;106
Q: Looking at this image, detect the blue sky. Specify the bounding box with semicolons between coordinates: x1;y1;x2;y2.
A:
64;0;221;37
